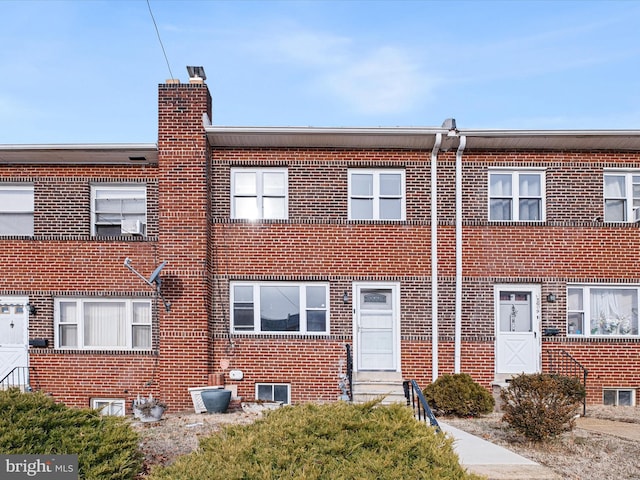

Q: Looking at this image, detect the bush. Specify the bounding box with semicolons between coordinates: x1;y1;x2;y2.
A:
500;373;586;442
422;373;495;417
149;401;483;480
0;388;142;479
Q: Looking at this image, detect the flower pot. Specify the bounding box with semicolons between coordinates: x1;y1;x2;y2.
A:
200;389;232;413
134;405;165;422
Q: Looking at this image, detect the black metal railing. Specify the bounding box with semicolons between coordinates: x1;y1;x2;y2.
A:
345;344;353;401
0;366;37;391
547;349;588;416
403;379;440;431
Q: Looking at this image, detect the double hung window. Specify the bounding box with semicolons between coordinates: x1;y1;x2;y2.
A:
568;285;639;337
348;169;405;220
92;185;147;236
603;172;640;222
231;282;329;334
55;298;152;350
0;185;34;236
231;168;288;220
489;170;544;221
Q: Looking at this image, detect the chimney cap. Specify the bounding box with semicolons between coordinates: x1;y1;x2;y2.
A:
186;66;206;81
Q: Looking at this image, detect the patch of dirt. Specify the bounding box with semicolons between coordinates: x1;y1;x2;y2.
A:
132;404;640;479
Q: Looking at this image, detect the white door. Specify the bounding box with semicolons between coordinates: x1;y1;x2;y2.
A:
495;286;540;374
354;284;400;371
0;297;29;385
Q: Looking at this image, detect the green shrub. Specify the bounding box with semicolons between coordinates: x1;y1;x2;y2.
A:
149;401;483;480
422;373;495;417
0;388;142;479
500;373;586;442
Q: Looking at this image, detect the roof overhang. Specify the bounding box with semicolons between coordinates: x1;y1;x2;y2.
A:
206;126;640;152
0;144;158;165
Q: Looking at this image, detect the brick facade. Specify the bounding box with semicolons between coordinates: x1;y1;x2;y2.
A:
1;76;638;411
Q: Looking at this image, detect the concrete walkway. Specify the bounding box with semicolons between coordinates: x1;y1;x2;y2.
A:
576;417;640;441
439;422;561;480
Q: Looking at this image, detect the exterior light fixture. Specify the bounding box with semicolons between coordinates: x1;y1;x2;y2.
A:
547;293;556;303
343;291;349;304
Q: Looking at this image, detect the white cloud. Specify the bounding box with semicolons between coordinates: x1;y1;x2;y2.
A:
253;27;437;115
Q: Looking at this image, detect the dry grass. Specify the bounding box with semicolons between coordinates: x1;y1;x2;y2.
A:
443;405;640;480
132;405;640;479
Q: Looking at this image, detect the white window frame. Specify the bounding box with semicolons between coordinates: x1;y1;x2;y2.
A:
488;169;546;222
231;282;329;335
567;285;639;337
0;184;34;236
603;388;636;407
603;170;640;222
255;383;290;404
91;184;147;236
348;169;406;221
92;398;126;416
231;168;288;220
54;298;152;350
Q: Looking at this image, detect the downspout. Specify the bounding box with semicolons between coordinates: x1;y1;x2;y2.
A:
431;133;442;382
454;135;466;373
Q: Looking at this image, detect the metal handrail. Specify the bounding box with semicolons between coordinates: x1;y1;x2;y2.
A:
0;366;36;391
403;379;440;431
547;349;588;416
345;344;353;401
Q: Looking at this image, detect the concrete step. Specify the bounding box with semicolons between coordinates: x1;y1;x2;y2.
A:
352;371;406;405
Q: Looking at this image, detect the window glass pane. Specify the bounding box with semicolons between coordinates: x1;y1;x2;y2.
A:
306;311;326;332
235;286;253;302
604;200;626;221
132;325;151;348
352;174;373;196
490;199;512;220
60;325;77;347
604;175;625;197
233;286;254;330
603;390;616;405
380;174;401;196
380;198;402;220
59;302;77;323
120;198;146;215
490;174;512;196
132;303;150;323
567;312;584;335
0;213;33;235
84;302;127;347
567;289;583;310
273;385;289;403
263;197;286;219
351;199;373;219
618;390;633;406
234;197;259;219
519;174;541;196
260;286;299;331
519;199;540;220
257;384;273;401
234;172;256;195
590;288;638;335
306;286;326;308
0;188;34;211
262;172;285;196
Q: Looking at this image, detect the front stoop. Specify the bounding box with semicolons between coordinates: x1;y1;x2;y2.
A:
352;371;407;405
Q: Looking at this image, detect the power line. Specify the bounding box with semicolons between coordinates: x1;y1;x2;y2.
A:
146;0;174;80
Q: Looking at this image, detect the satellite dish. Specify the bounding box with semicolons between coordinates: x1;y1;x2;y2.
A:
148;261;167;286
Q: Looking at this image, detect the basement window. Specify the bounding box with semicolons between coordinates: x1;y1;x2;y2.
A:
603;388;636;407
256;383;290;404
92;398;125;416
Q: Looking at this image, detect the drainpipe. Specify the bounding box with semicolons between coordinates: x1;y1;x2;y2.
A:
454;135;466;373
431;133;442;382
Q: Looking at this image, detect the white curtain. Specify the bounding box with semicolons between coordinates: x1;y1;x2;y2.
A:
590;289;635;335
84;302;126;347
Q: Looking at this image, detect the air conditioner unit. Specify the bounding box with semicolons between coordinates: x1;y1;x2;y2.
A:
634;208;640;223
121;219;145;236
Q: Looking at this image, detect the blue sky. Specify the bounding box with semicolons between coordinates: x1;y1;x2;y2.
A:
1;0;640;144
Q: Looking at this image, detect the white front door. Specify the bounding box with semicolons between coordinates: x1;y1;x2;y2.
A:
495;286;540;374
0;297;29;385
354;284;400;371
